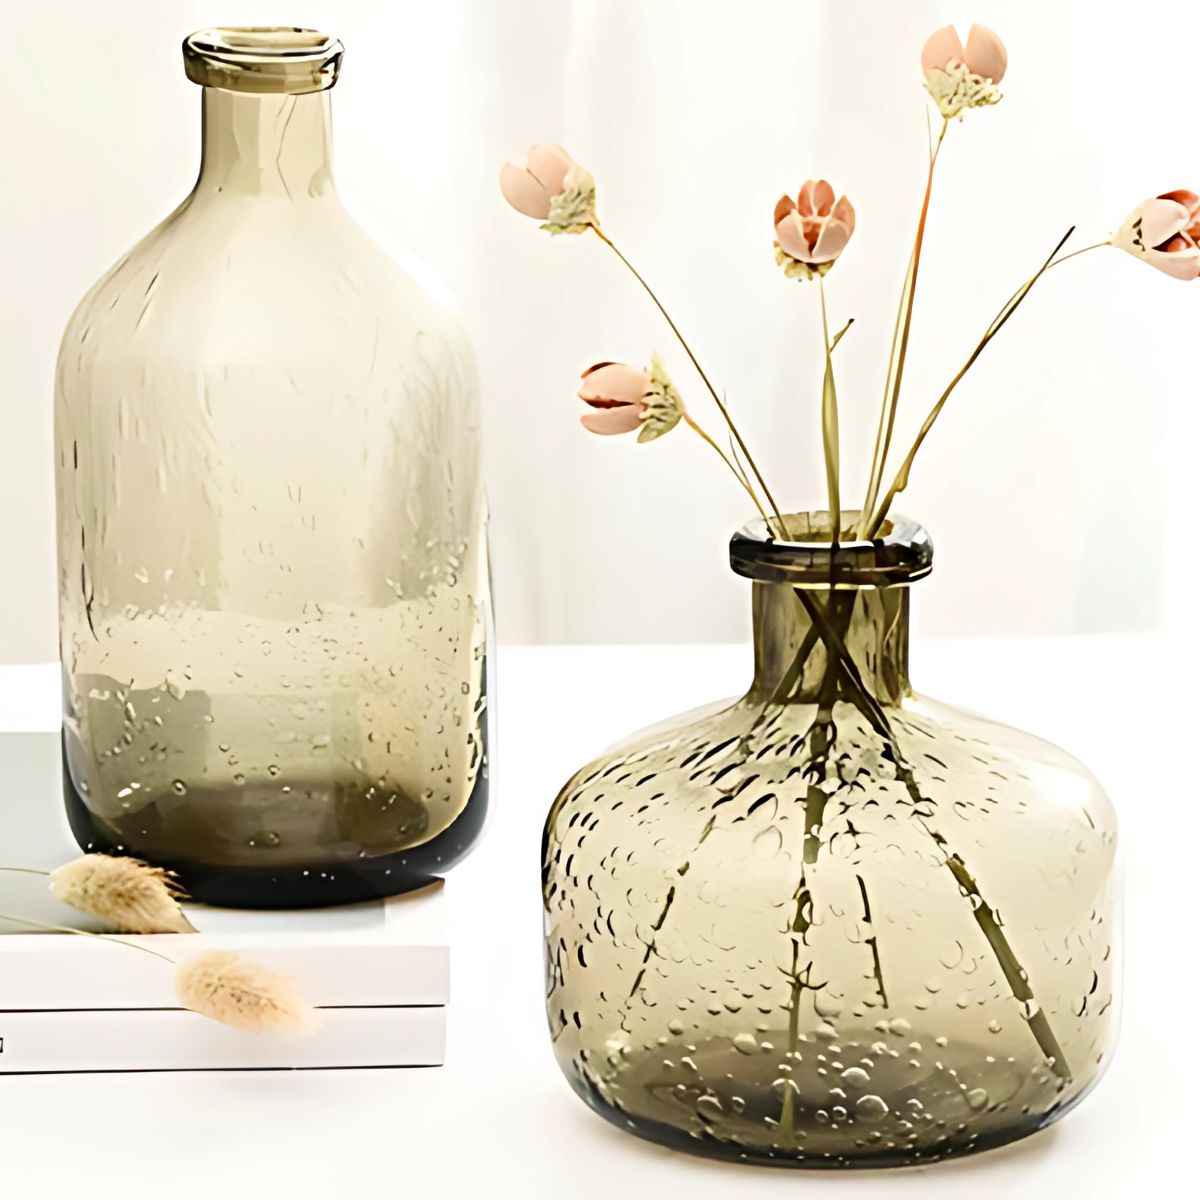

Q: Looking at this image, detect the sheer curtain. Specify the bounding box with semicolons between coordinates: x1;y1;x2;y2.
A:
1;0;1193;659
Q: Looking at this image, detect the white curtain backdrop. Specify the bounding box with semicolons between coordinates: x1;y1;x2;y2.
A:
2;0;1196;660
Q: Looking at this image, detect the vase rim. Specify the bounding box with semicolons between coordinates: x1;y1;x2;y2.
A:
183;27;344;95
729;510;933;588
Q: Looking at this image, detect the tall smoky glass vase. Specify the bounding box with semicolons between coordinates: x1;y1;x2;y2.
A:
543;513;1118;1166
54;28;490;907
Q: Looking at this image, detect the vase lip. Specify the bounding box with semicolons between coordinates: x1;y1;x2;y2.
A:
730;510;933;588
183;28;344;96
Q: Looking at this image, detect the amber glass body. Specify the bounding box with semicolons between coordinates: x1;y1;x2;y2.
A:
543;515;1117;1166
54;30;490;906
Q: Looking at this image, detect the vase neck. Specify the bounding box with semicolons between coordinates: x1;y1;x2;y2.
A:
196;88;336;202
749;582;912;707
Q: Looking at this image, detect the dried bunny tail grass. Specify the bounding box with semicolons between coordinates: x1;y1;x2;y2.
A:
175;951;318;1035
48;853;196;934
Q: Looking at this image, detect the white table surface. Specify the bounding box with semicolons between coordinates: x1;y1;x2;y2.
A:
0;638;1191;1197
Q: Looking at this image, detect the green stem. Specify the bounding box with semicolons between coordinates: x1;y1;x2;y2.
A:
791;590;1072;1082
933;842;1070;1081
1048;241;1108;269
777;590;852;1136
592;225;788;535
857;119;948;537
818;277;840;540
856;874;888;1009
863;225;1075;539
779;946;808;1135
681;410;770;525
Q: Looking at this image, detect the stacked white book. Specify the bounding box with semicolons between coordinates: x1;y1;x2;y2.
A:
0;732;449;1072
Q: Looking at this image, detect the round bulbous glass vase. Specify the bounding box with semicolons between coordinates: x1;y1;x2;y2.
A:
542;513;1118;1168
54;29;490;907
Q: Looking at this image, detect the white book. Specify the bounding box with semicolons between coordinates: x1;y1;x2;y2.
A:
0;1006;446;1072
0;733;450;1070
0;903;450;1010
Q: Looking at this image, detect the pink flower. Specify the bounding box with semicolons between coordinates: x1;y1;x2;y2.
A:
1114;191;1200;280
921;24;1007;83
921;25;1007;118
500;144;597;233
577;362;651;435
577;359;684;441
500;144;574;219
774;181;856;278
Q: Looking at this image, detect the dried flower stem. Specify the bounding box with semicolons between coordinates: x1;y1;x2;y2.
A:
591;225;788;535
857;118;949;538
681;410;771;524
817;276;841;540
1048;241;1109;269
723;433;763;512
0;909;175;962
0;866;50;877
863;226;1075;538
856;874;888;1009
792;590;1070;1081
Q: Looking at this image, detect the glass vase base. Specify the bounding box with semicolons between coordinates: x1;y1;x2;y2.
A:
61;736;488;909
564;1027;1085;1170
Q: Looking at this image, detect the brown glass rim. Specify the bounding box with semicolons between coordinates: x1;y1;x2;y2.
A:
183;27;343;95
730;511;933;588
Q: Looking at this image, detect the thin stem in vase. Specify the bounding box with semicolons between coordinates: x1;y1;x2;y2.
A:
818;276;841;541
863;226;1076;539
591;225;789;535
791;589;1072;1083
856;874;889;1009
776;588;855;1137
856;118;949;538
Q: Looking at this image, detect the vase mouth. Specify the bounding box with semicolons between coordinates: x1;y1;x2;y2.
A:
183;28;344;95
730;510;933;588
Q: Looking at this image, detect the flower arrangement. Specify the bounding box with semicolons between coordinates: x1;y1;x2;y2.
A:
513;23;1168;1157
501;22;1194;544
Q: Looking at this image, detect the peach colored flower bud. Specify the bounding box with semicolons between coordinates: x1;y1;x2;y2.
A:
1113;192;1200;280
578;362;651;435
921;24;1007;119
500;144;597;234
774;180;856;280
577;357;683;441
921;24;1007;82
